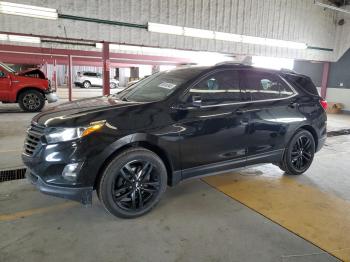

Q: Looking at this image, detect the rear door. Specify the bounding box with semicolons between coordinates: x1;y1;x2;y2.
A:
0;68;11;101
240;70;298;164
177;69;250;178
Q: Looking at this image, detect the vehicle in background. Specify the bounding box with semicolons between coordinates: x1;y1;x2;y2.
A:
0;62;58;112
23;64;327;218
74;71;120;89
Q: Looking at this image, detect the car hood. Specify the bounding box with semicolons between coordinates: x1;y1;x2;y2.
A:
32;96;145;127
17;68;46;79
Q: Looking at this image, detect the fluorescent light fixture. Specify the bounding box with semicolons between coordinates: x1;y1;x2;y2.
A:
252;56;294;70
241;35;266;45
147;22;307;50
265;39;307;49
215;32;242;42
148;22;183;36
0;33;8;40
0;33;40;43
183;27;214;39
0;1;58;19
8;34;40;43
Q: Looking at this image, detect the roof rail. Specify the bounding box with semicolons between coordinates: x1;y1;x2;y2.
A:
280;68;297;73
215;61;251;66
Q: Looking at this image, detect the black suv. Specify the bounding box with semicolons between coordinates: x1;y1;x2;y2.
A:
22;64;327;218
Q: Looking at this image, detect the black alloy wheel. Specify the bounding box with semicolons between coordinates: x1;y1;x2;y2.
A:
280;129;315;175
290;136;313;171
18;90;45;112
112;160;160;210
98;148;167;218
110;82;117;89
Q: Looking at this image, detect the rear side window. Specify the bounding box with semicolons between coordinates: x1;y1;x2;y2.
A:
242;71;295;101
84;72;97;77
284;74;319;96
189;70;243;105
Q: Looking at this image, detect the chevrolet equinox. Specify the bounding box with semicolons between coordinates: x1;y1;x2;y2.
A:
23;64;327;218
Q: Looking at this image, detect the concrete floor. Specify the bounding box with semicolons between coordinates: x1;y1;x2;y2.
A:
0;103;349;261
0;179;339;262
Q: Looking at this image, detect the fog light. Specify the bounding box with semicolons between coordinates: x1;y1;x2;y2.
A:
62;163;82;181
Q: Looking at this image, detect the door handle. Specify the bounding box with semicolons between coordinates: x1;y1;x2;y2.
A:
288;101;298;108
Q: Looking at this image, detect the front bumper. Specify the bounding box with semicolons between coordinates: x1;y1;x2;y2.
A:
26;169;92;205
45;92;58;103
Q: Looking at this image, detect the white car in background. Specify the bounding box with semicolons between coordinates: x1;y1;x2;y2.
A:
74;71;120;89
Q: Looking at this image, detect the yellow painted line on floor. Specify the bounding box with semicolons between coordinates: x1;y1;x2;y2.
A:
0;202;77;222
203;171;350;262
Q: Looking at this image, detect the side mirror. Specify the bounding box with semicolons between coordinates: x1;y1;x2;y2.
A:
0;71;6;78
192;95;202;107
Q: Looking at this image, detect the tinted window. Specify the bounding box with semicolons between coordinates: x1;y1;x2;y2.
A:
84;72;97;77
0;70;5;78
284;74;319;96
242;71;294;101
189;70;243;105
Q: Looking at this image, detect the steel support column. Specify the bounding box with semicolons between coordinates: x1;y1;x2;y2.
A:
321;62;330;99
68;55;72;102
102;42;110;96
53;59;57;91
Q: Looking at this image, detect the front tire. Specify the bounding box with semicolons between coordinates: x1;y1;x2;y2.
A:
82;81;91;88
280;129;315;175
98;148;167;218
18;90;45;112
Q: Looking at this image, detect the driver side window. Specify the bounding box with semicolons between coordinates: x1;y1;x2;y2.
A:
188;70;243;106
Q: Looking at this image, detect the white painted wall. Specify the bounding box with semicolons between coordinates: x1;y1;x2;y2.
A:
0;0;340;61
334;6;350;61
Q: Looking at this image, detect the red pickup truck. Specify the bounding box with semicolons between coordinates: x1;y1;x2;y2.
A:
0;62;57;112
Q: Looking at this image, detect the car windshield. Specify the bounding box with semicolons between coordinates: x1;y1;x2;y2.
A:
116;67;206;102
0;62;15;73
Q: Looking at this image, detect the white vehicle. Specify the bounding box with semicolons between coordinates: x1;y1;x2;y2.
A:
74;71;120;89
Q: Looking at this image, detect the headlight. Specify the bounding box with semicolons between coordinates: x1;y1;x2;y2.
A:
46;121;105;144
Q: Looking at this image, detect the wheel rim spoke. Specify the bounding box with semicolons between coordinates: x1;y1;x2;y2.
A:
131;191;136;209
139;162;153;181
137;190;143;208
115;190;132;201
120;167;133;183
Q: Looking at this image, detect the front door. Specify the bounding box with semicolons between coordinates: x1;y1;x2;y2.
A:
176;69;249;178
0;69;11;101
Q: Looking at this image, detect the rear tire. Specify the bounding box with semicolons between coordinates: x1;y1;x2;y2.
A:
18;90;45;112
98;148;167;218
280;129;315;175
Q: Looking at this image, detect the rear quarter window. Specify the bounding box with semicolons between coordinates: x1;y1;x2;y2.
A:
284;74;319;96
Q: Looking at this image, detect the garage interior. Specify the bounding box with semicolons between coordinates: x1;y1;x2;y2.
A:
1;0;350;261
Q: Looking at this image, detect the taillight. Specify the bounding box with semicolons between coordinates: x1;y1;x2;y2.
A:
320;99;328;110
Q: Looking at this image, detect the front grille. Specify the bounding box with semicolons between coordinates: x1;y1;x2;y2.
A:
24;123;45;156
